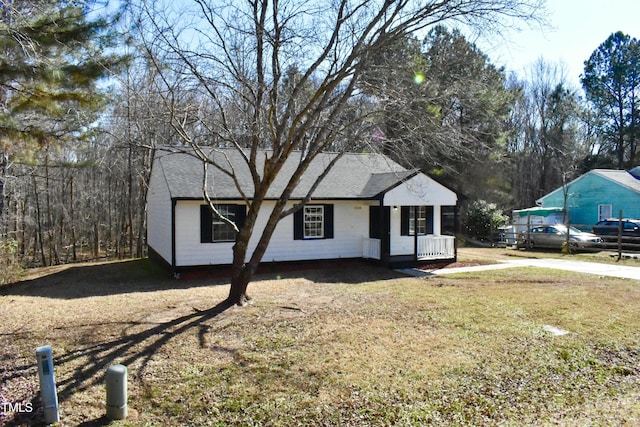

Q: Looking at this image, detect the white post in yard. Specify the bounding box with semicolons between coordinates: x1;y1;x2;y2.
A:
35;345;59;424
105;364;127;420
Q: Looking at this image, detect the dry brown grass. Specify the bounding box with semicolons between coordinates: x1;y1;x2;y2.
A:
1;249;640;426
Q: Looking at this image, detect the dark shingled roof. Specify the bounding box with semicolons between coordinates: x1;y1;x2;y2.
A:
153;148;418;200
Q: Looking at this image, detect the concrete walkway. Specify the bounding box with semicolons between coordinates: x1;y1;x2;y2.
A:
501;258;640;280
399;258;640;280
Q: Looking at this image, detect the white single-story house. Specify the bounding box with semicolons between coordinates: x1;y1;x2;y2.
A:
147;148;458;271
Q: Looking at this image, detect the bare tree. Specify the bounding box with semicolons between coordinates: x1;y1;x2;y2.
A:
134;0;545;305
507;59;586;207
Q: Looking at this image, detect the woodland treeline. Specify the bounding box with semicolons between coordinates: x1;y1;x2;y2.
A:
0;1;638;274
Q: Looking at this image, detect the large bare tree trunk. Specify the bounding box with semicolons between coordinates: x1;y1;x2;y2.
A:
225;189;293;305
228;259;253;306
227;223;253;305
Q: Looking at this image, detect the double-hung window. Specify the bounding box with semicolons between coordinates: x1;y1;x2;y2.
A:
303;206;324;239
401;206;434;236
409;206;427;235
212;205;236;242
200;204;246;243
293;204;334;240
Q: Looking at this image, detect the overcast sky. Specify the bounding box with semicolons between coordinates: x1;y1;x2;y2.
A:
477;0;640;88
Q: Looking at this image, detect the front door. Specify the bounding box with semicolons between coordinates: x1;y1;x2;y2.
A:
369;205;390;261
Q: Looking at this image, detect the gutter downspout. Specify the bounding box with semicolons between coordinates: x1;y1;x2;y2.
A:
171;199;177;272
414;205;418;263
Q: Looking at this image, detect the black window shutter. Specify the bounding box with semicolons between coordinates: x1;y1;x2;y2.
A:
369;206;381;239
426;206;434;234
401;206;410;236
293;206;304;240
324;204;334;239
235;205;247;230
200;205;212;243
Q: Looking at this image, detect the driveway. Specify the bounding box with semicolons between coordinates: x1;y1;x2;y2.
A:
403;258;640;280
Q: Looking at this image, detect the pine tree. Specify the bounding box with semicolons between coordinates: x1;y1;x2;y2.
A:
581;31;640;169
0;0;123;154
0;0;125;252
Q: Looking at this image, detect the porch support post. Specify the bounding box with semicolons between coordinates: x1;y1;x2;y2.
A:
379;199;385;262
433;205;441;235
378;195;388;263
455;204;460;261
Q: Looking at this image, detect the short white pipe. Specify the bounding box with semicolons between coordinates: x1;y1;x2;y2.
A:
35;345;59;424
105;364;127;420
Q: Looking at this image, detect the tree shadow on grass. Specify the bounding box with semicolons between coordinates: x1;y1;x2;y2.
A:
2;258;406;425
0;258;231;299
4;300;233;426
1;258;405;300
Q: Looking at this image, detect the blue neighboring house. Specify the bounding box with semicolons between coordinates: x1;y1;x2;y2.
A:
536;166;640;228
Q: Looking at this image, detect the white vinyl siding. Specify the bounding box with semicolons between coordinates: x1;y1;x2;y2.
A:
383;174;457;207
174;200;374;266
147;165;173;264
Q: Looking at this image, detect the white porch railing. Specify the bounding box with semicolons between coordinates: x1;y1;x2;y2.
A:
363;236;455;261
362;238;381;260
417;235;455;260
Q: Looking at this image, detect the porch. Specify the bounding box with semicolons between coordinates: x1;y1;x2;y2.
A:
362;235;455;261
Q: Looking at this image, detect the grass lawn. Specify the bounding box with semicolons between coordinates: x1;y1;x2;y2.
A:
1;248;640;426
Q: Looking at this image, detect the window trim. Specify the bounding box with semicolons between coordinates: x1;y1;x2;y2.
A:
200;204;246;244
409;206;427;235
303;205;325;239
598;204;612;222
211;205;237;242
293;203;334;240
401;206;434;236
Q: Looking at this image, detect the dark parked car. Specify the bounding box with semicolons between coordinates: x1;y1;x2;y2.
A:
519;224;601;250
592;218;640;242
